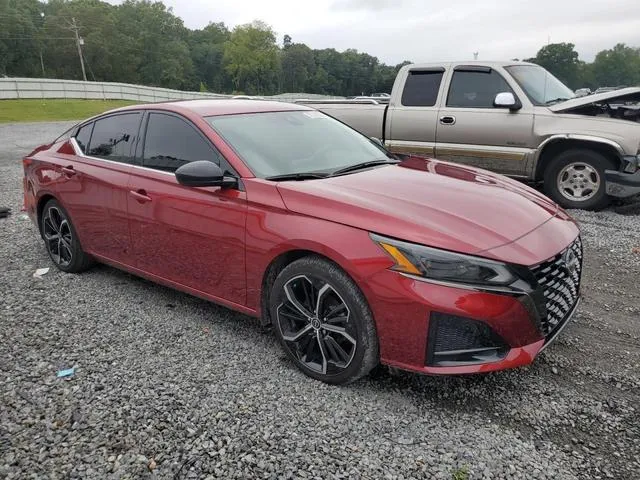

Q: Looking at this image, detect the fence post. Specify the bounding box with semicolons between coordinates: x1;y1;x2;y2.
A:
15;80;20;99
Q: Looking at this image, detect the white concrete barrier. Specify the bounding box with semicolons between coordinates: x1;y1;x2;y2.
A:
0;78;343;103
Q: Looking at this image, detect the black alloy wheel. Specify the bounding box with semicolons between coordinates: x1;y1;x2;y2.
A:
40;199;94;273
270;256;378;384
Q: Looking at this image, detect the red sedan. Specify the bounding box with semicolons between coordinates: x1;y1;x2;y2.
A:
23;100;582;384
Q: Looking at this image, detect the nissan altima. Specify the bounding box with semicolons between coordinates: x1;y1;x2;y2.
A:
22;100;582;384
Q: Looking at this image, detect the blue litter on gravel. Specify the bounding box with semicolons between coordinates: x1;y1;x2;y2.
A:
57;368;75;378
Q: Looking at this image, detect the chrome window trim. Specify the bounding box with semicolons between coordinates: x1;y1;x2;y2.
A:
69;137;175;177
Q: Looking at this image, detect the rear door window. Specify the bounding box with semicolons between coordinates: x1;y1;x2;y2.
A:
86;113;141;164
401;70;444;107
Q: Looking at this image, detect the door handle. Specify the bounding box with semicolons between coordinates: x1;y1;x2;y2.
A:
439;116;456;125
61;165;76;177
129;189;152;203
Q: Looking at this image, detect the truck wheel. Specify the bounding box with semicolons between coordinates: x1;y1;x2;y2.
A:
543;149;615;210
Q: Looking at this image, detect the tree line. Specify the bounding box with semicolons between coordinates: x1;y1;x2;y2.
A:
1;0;639;96
522;42;640;90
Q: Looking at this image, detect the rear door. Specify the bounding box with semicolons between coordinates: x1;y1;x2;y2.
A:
127;111;248;304
384;67;445;157
435;66;534;176
57;112;142;264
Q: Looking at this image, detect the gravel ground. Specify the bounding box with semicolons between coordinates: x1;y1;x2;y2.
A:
0;122;638;480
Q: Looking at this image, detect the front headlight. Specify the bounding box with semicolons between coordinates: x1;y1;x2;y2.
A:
371;233;516;286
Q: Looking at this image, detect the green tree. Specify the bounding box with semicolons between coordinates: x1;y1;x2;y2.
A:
591;43;640;87
281;42;315;92
223;21;280;94
0;0;45;77
528;42;581;89
189;22;230;91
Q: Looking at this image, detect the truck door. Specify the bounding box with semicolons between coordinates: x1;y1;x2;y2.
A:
435;66;534;176
384;67;445;158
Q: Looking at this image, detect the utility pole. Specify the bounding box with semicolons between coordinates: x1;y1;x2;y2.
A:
38;12;46;77
66;17;87;81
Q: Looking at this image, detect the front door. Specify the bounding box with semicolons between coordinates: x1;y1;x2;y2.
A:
127;111;247;305
435;67;534;176
56;112;142;264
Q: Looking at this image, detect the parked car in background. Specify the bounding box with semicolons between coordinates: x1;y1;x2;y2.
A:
23;99;582;384
299;61;640;210
594;86;626;94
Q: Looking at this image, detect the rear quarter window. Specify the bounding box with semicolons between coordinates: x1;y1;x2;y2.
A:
75;123;94;154
401;71;444;107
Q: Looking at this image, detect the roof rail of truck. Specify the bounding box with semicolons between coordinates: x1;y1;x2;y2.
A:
293;99;381;105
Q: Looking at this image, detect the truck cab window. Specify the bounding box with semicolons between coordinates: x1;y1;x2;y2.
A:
447;70;514;108
401;71;444;107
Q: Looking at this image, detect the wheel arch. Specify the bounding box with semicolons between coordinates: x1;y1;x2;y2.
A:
258;245;363;327
534;137;622;181
36;193;58;237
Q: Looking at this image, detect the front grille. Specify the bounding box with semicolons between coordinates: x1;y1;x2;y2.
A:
530;237;583;336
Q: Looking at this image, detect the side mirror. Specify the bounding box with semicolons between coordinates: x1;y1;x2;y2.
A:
494;92;522;111
175;161;237;188
370;137;384;147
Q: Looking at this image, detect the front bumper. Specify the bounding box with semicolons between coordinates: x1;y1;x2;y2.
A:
362;238;581;376
605;154;640;197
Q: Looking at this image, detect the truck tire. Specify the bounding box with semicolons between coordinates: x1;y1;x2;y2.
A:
543;149;615;210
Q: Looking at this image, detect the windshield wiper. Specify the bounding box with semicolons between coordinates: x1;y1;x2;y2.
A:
265;172;329;181
330;159;399;176
545;97;570;106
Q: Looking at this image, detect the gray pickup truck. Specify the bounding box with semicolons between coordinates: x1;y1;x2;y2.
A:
300;61;640;210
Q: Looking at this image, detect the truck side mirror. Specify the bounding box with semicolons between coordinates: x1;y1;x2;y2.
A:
494;92;522;111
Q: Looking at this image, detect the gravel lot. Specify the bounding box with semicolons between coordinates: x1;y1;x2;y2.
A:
1;122;638;480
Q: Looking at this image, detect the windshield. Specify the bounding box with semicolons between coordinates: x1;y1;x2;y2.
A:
505;65;575;106
206;110;389;178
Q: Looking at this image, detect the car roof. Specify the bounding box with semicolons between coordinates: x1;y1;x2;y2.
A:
117;99;313;117
403;60;537;70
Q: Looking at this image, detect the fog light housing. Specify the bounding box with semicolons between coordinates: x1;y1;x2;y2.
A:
426;312;509;367
622;154;640;173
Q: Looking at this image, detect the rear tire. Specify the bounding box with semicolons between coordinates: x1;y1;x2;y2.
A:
269;256;379;385
40;199;95;273
543;149;615;210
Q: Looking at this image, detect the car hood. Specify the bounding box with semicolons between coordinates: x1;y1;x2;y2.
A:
276;157;562;256
548;87;640;113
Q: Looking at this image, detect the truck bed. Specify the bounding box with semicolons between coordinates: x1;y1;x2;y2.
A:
297;100;387;140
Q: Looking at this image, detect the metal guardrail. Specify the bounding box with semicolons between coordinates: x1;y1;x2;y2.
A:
0;78;344;103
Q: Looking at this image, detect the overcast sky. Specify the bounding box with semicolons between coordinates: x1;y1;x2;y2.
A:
109;0;640;64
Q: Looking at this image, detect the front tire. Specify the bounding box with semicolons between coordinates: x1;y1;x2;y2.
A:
40;199;94;273
543;149;614;210
269;256;379;385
